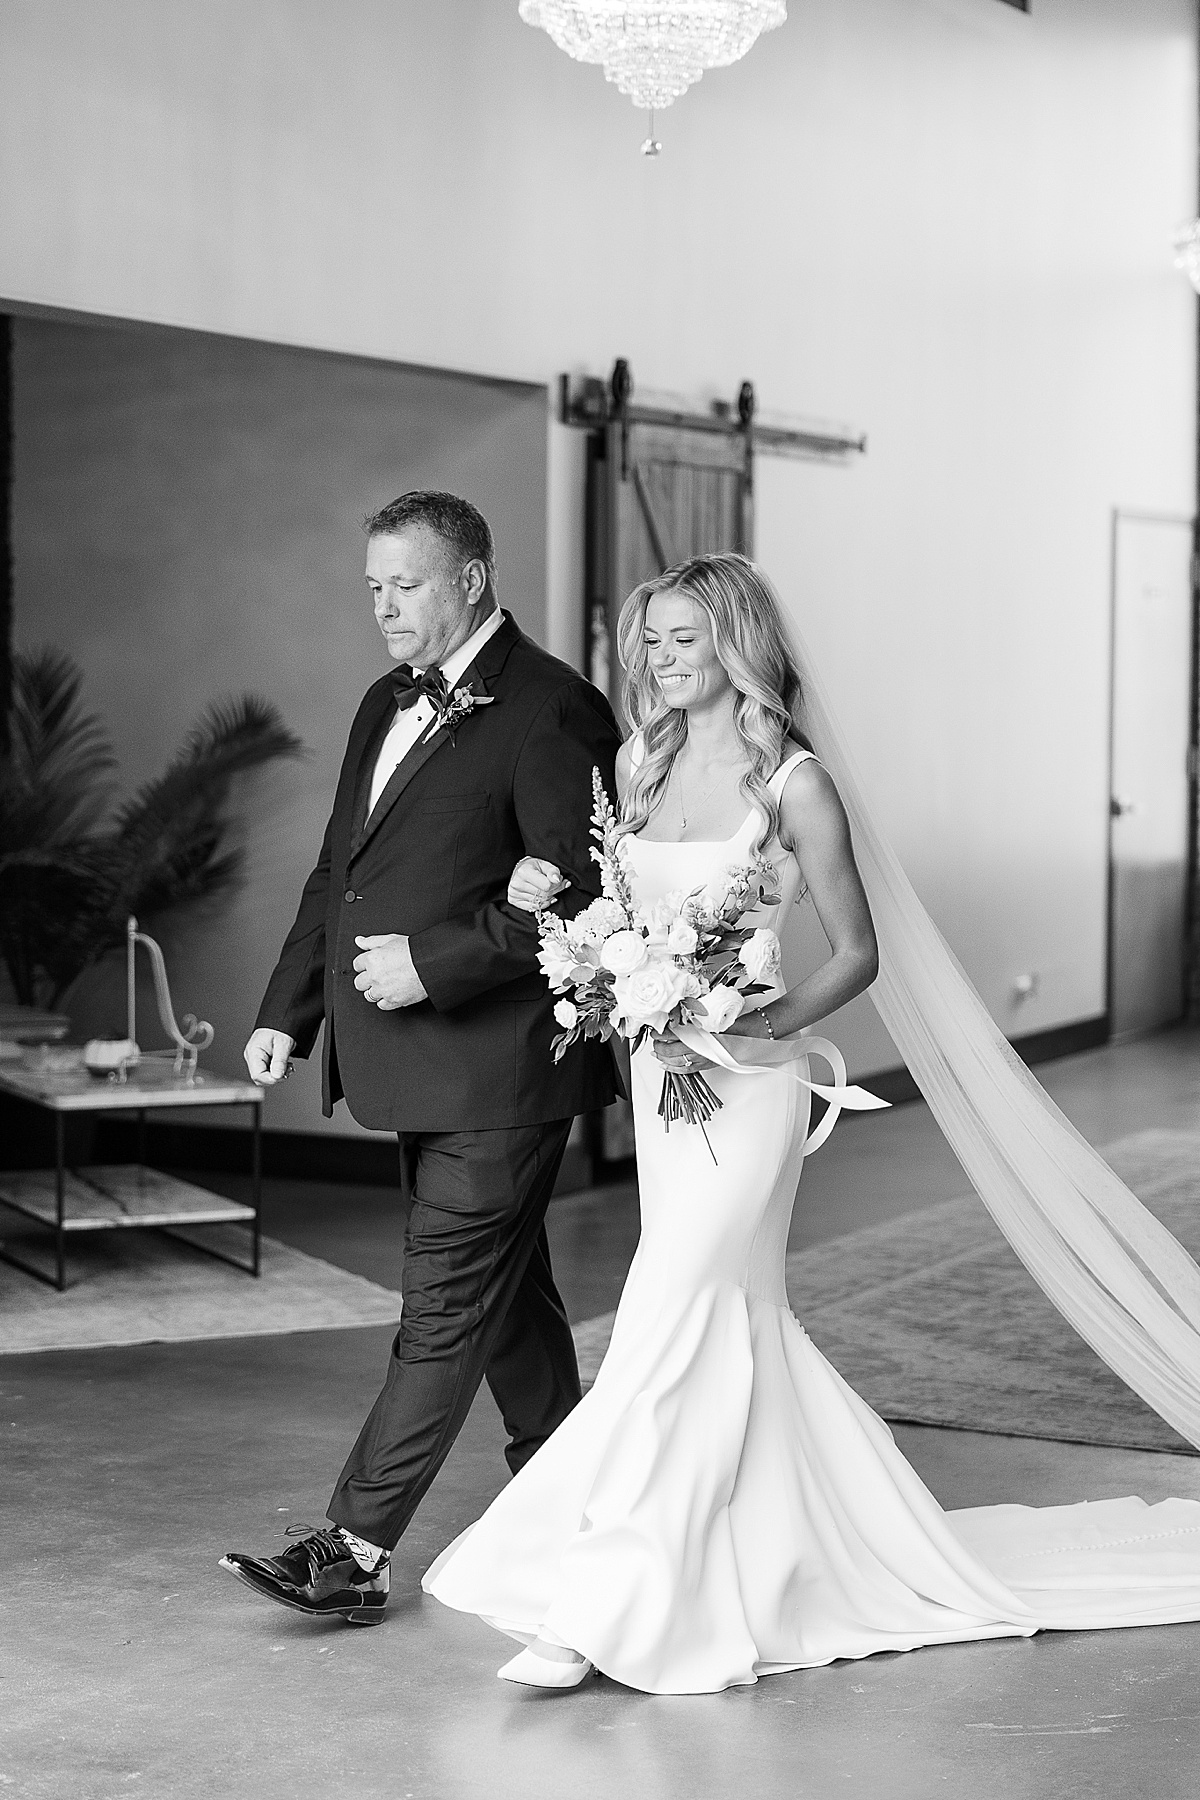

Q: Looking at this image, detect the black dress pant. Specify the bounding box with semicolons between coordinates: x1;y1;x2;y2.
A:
327;1116;579;1549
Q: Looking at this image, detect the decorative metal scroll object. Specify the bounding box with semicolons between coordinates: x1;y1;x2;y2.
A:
126;915;215;1079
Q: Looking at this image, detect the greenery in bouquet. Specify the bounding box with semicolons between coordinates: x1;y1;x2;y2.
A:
535;768;783;1136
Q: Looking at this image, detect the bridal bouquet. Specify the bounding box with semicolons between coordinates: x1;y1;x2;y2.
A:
536;769;782;1137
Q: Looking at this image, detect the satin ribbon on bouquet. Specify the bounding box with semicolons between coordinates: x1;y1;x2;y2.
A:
673;1024;890;1156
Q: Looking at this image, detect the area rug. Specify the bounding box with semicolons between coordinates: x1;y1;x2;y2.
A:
572;1129;1200;1456
0;1224;401;1356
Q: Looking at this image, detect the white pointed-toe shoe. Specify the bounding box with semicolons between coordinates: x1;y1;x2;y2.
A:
497;1643;595;1689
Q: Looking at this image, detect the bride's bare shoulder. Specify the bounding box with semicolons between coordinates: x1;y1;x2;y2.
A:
777;748;845;847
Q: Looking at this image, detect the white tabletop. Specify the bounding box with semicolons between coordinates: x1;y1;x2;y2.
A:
0;1064;262;1113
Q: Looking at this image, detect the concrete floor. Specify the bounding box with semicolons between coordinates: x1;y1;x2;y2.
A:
3;1029;1199;1800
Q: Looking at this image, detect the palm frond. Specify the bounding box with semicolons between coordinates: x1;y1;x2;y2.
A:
0;847;107;1004
0;649;117;849
1;668;306;1009
111;694;304;852
177;693;307;772
107;808;243;919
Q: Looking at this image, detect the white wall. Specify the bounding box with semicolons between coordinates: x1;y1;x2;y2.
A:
2;0;1195;1089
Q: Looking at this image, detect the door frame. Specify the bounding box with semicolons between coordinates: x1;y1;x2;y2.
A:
1105;506;1199;1037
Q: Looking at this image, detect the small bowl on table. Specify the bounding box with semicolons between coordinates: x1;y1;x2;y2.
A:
82;1038;141;1083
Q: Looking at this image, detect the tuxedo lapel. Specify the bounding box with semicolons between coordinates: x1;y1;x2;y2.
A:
348;690;400;843
349;611;521;863
352;720;453;858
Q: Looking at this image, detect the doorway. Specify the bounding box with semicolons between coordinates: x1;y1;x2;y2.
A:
1108;511;1196;1041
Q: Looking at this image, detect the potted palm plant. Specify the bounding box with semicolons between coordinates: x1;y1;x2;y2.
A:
0;648;305;1018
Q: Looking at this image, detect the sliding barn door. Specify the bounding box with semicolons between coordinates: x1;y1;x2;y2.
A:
587;418;752;723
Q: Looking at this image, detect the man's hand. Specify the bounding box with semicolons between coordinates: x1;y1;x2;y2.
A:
244;1027;297;1086
353;934;429;1010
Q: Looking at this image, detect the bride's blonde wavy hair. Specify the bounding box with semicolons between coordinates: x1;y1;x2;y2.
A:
616;552;809;854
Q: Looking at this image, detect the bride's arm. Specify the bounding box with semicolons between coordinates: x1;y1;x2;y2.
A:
723;759;878;1041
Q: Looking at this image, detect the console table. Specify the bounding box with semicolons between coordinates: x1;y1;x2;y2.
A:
0;1063;263;1291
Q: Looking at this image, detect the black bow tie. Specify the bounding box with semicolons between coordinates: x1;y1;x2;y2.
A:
391;666;449;712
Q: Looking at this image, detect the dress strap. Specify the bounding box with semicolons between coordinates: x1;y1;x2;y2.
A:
628;730;646;770
768;747;817;799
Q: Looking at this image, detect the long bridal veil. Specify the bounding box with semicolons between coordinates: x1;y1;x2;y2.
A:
793;620;1200;1451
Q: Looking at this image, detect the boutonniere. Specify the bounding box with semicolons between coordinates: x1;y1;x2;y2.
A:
422;682;496;746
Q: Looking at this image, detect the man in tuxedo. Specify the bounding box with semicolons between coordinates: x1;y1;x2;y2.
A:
222;491;619;1624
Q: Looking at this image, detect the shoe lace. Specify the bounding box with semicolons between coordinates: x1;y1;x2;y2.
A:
284;1524;348;1582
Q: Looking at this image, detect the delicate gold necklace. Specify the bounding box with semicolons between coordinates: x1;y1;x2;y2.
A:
675;755;742;832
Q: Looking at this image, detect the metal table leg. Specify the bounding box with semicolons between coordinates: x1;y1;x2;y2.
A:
251;1100;262;1276
55;1112;66;1292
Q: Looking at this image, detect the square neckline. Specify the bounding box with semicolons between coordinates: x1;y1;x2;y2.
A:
633;811;757;850
630;746;815;850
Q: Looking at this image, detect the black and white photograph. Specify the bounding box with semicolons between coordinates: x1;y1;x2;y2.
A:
2;2;1200;1796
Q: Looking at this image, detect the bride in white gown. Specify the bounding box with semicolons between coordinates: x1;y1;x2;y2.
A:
423;553;1200;1695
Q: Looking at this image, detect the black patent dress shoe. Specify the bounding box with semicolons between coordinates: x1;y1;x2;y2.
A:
220;1525;389;1625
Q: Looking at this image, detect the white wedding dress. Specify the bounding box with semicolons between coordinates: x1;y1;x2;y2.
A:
423;750;1200;1694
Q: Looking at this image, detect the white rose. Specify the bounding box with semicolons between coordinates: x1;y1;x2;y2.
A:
553;999;579;1029
538;938;584;992
740;927;782;985
612;959;693;1034
601;930;649;976
689;986;744;1032
665;919;698;956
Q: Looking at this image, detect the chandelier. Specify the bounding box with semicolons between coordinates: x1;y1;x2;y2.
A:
1174;221;1200;294
519;2;786;142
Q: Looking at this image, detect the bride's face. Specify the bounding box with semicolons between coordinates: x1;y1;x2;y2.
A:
643;592;732;712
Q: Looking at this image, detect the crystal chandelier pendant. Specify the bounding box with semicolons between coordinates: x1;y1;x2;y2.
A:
520;2;787;147
1173;220;1200;294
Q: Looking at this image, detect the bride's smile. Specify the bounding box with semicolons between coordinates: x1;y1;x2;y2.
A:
644;591;732;713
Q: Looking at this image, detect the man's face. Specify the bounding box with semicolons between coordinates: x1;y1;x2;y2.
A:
365;524;475;668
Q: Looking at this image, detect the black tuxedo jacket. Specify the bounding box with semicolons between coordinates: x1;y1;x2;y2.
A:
256;613;621;1132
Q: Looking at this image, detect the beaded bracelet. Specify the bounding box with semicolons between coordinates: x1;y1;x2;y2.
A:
761;1010;776;1041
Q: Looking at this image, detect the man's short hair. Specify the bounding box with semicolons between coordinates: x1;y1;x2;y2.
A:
363;491;496;585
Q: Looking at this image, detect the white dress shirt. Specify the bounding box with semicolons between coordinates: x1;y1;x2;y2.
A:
366;604;505;818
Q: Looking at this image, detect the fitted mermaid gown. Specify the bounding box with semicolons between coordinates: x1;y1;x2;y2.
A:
423;750;1200;1694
